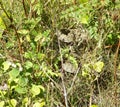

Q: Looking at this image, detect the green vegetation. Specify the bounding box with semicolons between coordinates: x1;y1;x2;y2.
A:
0;0;120;107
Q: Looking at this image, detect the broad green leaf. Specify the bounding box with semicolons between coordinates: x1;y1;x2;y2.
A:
16;63;23;71
17;29;29;35
81;15;89;24
15;86;27;94
117;35;120;39
37;53;45;61
18;77;28;87
38;85;45;92
11;85;16;90
31;0;35;4
33;102;41;107
0;101;5;107
25;61;33;69
90;104;98;107
34;33;42;42
33;101;45;107
43;30;50;37
93;61;104;72
10;99;17;107
3;61;11;71
22;97;29;104
26;35;31;42
0;17;6;28
31;84;40;97
107;34;112;39
24;52;33;59
9;68;20;79
39;101;45;107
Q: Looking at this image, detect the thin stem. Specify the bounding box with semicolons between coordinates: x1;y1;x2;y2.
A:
89;83;93;107
0;2;13;22
57;30;69;107
67;67;80;94
22;0;28;17
13;26;24;64
114;39;120;107
0;1;23;64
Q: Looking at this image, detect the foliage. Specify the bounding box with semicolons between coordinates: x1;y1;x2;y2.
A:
0;0;120;107
82;61;104;81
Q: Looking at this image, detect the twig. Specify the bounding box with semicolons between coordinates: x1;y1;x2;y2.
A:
36;59;61;90
104;43;120;49
0;2;13;22
22;0;28;17
114;39;120;107
89;84;93;107
13;26;24;64
0;1;24;64
67;67;80;94
57;30;69;107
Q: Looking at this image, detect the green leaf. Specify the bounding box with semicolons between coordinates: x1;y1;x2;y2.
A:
33;101;45;107
68;56;78;68
118;64;120;70
25;61;33;69
15;86;27;94
0;101;5;107
82;64;91;77
82;70;88;77
47;69;60;77
33;102;41;107
31;0;35;4
9;68;20;79
10;99;17;107
90;104;98;107
79;0;88;3
38;85;45;92
62;49;69;55
22;97;29;105
18;77;28;87
24;52;33;59
3;61;11;71
107;34;112;39
0;17;6;29
81;15;89;24
117;35;120;39
0;29;4;38
16;63;23;71
39;101;45;107
34;32;42;42
43;30;50;37
26;35;31;42
17;29;29;35
31;84;41;97
93;61;104;72
37;53;45;61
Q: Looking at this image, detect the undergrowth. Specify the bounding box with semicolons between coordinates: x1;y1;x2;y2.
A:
0;0;120;107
